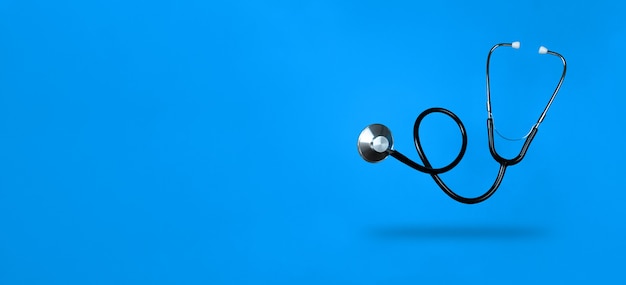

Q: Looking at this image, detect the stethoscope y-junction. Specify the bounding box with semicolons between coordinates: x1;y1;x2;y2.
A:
357;42;567;204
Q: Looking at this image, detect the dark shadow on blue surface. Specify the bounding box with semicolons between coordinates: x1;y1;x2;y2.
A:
370;225;546;240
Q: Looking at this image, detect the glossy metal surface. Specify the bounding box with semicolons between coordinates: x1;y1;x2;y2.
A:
357;124;393;163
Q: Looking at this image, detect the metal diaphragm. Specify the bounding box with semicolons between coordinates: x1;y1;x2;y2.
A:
357;124;393;163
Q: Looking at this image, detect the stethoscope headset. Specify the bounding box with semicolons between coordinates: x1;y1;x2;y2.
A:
357;41;567;204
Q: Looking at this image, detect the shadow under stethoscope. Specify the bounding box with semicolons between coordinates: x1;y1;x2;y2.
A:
369;225;547;240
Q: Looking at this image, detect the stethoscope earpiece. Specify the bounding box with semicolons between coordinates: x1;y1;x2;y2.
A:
357;124;393;163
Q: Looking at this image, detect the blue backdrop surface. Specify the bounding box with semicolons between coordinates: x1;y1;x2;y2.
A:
0;0;625;284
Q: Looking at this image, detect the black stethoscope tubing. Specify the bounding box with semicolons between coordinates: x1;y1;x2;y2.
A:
385;42;567;204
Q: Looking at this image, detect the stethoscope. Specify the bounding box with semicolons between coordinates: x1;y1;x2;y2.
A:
356;41;567;204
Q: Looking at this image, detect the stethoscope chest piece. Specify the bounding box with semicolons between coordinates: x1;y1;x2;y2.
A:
357;124;393;163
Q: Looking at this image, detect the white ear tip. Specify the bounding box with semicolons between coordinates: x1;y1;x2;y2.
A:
538;46;548;54
511;41;520;49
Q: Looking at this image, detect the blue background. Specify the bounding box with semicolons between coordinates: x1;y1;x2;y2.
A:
0;0;625;284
